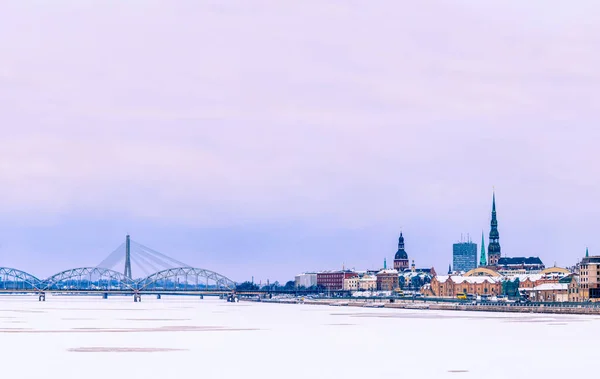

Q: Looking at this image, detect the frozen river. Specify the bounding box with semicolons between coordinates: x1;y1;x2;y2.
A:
0;295;597;379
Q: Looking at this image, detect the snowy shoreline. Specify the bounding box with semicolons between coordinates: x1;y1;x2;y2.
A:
249;297;600;315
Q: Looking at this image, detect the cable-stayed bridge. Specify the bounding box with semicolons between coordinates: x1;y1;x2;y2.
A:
0;235;238;300
96;236;191;279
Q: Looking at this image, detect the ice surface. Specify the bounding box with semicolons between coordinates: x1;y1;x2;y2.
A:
0;295;597;379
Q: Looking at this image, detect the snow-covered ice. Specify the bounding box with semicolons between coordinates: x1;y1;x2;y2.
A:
0;295;596;379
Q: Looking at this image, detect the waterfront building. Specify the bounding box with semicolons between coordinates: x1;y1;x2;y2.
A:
504;274;543;290
376;269;399;291
429;274;502;297
528;283;568;302
398;260;435;290
399;270;433;291
488;192;501;266
316;271;357;290
295;273;317;288
504;267;571;297
343;276;359;291
358;275;377;291
562;274;581;302
579;252;600;301
453;241;477;273
393;232;409;271
496;257;545;273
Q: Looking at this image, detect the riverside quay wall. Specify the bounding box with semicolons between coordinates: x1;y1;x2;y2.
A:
247;298;600;316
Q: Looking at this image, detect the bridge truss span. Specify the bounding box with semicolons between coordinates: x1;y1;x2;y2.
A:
0;267;42;290
0;237;238;294
137;267;236;291
43;267;137;291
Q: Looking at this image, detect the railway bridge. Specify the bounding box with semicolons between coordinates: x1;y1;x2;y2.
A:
0;236;240;301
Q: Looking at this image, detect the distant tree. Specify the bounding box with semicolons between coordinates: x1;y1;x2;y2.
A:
236;281;259;291
284;281;296;290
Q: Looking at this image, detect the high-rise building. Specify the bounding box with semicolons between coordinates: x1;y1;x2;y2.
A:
453;241;478;272
488;192;501;265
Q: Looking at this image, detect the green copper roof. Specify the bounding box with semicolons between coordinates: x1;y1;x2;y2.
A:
479;231;486;266
488;191;501;257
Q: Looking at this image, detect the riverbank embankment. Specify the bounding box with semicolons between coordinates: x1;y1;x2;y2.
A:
244;298;600;315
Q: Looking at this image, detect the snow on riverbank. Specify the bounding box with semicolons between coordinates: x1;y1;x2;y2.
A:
0;295;597;379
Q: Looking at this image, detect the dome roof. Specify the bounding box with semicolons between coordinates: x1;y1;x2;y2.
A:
395;232;408;260
395;249;408;260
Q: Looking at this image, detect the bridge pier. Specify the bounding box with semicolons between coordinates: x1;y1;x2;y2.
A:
133;293;142;302
102;293;108;300
38;292;46;302
156;294;161;300
200;295;203;300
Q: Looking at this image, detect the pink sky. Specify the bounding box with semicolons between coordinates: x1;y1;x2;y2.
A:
0;1;599;281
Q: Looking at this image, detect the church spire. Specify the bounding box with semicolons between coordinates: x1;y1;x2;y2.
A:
398;232;405;250
448;263;452;274
394;231;409;271
487;190;501;265
586;247;589;258
479;231;486;266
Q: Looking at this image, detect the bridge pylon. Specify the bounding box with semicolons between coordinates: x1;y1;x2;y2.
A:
124;235;132;279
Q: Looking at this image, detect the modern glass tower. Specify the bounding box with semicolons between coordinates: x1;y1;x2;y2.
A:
453;241;478;273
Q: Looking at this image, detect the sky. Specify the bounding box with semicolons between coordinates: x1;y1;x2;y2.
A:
1;0;599;283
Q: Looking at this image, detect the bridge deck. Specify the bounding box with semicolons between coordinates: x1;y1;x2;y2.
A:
0;289;233;295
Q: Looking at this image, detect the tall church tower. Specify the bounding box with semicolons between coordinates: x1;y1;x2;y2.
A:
479;231;487;266
487;192;501;265
393;232;409;271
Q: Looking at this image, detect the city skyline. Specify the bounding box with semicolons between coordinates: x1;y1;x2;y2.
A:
1;1;599;282
0;191;590;283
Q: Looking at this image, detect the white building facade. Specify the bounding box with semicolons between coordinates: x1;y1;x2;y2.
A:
295;273;317;288
343;276;359;291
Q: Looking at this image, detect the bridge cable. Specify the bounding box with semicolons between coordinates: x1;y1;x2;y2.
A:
133;248;174;271
131;240;189;267
133;244;186;271
131;258;152;278
134;244;188;269
96;242;126;269
131;247;161;276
